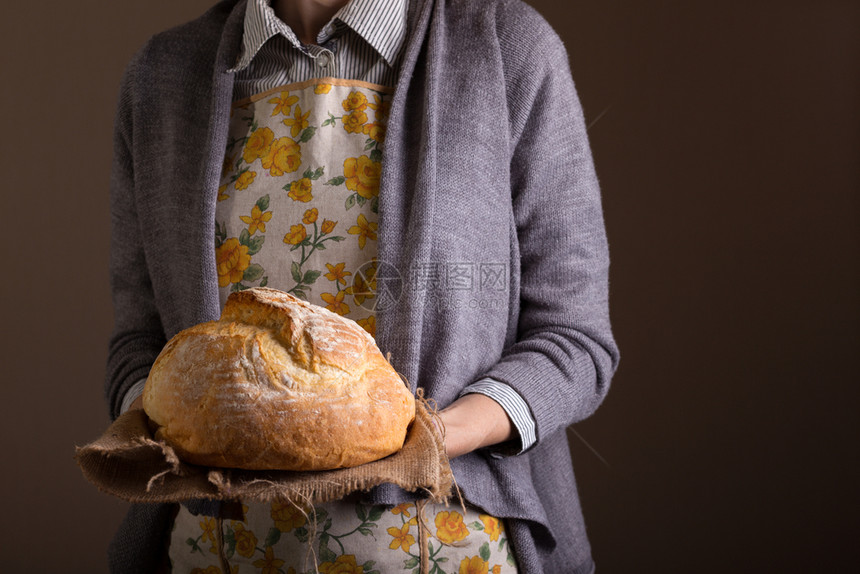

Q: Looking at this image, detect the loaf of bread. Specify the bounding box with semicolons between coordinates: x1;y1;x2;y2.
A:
142;287;415;471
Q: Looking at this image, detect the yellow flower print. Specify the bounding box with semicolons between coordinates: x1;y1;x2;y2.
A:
349;272;375;306
199;517;217;544
239;204;272;235
283;224;307;246
480;514;503;542
315;83;332;94
283;104;310;138
288;177;314;202
261;136;302;176
270;500;308;532
268;90;299;116
222;153;236;177
491;566;503;574
368;93;390;121
362;122;386;144
459;556;489;574
217;184;230;202
342;90;368;112
325;262;351;286
377;102;391;122
435;510;469;545
319;555;364;574
242;126;274;164
303;208;319;224
357;315;376;337
387;523;416;553
252;546;285;574
343;110;368;134
232;522;257;558
365;258;379;282
348;213;378;250
216;238;251;287
391;503;413;518
320;290;350;315
343;155;381;199
321;219;337;235
235;170;256;190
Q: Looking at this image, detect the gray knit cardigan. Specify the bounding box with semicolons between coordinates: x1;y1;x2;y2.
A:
105;0;619;572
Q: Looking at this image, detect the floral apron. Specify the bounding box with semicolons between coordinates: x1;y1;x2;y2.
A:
167;79;518;574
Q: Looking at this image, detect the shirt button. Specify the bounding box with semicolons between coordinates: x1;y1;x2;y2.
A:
317;51;333;70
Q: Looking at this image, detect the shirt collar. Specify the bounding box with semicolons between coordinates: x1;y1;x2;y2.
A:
332;0;407;68
228;0;407;73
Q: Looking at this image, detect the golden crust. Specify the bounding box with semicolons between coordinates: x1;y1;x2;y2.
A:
143;287;415;470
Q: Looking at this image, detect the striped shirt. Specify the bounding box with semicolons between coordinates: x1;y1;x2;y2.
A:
122;0;537;456
229;0;407;99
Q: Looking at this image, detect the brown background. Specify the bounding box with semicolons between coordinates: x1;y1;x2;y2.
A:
1;1;857;572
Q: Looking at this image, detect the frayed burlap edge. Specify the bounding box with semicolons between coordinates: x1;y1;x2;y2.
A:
75;391;453;506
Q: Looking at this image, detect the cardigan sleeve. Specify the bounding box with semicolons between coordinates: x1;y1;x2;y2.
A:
104;50;168;421
479;2;620;444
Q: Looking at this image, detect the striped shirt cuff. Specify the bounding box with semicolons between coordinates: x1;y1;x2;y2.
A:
459;378;537;458
119;379;147;414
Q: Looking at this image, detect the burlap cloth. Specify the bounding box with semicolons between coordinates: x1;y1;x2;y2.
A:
75;396;453;505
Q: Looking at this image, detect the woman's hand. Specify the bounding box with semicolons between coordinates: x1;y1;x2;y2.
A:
437;393;516;459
